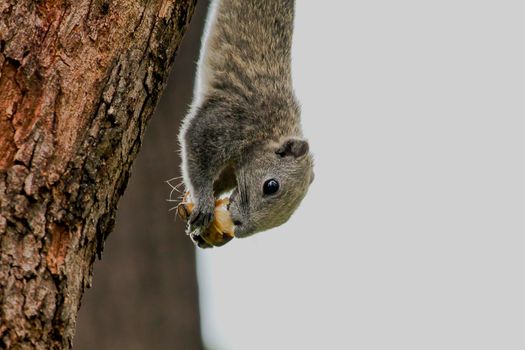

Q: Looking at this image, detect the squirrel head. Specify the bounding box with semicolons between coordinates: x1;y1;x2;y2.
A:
228;137;314;238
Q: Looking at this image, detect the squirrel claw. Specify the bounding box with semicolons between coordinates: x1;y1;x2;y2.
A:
189;200;214;232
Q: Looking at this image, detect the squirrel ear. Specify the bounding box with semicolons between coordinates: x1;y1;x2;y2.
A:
276;138;309;158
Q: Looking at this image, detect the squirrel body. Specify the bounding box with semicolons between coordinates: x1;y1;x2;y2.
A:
179;0;314;241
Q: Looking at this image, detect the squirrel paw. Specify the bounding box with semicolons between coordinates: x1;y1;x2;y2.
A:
188;196;215;233
191;233;213;249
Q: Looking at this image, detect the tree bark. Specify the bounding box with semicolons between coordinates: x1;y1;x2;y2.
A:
0;0;197;348
74;1;210;349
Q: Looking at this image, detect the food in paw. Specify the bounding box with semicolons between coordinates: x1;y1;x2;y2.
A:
177;192;234;247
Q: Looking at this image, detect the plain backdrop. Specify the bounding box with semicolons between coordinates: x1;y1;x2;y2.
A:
197;1;525;349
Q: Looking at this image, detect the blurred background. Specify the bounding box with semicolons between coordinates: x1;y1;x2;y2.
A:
77;0;525;349
75;1;209;349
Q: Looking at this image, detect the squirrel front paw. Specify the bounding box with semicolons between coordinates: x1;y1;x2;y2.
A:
188;194;215;233
191;233;213;249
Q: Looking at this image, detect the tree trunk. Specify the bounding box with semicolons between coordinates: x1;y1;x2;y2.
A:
0;0;197;349
74;1;210;349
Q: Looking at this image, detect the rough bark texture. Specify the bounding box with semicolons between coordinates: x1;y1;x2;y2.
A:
0;0;197;348
74;1;210;349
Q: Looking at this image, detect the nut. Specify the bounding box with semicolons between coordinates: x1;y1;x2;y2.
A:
177;192;234;247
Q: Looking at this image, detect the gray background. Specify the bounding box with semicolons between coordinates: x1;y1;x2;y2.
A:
198;1;525;349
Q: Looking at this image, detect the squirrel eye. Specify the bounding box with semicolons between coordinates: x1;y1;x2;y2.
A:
263;179;279;195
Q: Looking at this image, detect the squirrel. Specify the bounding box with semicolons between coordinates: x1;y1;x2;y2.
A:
178;0;314;243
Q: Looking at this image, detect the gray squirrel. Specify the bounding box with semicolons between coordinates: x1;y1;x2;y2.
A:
179;0;314;245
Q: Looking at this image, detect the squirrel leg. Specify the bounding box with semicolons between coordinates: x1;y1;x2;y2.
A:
183;114;225;233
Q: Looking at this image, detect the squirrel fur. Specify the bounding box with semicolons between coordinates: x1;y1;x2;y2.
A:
179;0;314;241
